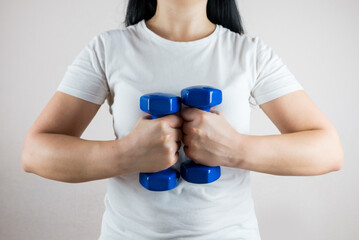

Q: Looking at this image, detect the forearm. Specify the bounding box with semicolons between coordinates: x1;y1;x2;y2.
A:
233;129;344;176
21;133;130;183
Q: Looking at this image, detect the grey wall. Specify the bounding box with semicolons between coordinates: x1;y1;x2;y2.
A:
1;0;358;239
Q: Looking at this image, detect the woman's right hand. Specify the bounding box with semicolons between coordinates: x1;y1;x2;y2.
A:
118;114;183;174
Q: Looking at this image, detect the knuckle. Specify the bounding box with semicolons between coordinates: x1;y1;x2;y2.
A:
161;133;172;143
165;142;175;154
159;120;168;130
193;127;202;136
199;113;206;122
189;127;196;134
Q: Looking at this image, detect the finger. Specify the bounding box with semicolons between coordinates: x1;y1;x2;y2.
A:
161;114;183;129
180;107;201;122
170;128;183;142
183;145;188;154
183;134;190;146
183;145;194;160
210;108;221;115
174;129;183;142
182;121;196;135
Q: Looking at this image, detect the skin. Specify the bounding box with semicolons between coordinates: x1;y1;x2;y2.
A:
145;0;216;42
21;92;183;182
181;91;344;176
21;0;343;183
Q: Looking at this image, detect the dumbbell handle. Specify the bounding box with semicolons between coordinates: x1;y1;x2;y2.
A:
180;85;222;184
139;93;181;191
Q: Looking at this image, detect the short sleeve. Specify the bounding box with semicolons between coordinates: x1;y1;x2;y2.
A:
57;33;109;105
250;37;303;105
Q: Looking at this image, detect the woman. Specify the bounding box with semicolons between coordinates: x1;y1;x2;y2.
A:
21;0;344;239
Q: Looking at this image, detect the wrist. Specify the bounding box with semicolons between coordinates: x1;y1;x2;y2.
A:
108;137;136;176
228;133;253;170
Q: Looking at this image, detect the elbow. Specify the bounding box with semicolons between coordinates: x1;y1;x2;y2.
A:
21;145;33;173
21;133;36;173
325;128;344;173
331;147;344;172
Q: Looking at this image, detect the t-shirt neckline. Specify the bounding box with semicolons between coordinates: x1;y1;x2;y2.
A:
138;19;219;47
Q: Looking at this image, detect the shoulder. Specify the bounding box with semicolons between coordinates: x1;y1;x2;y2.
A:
217;25;263;52
82;23;141;52
99;23;140;41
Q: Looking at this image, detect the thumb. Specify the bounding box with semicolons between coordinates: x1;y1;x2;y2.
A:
141;113;152;120
210;108;222;115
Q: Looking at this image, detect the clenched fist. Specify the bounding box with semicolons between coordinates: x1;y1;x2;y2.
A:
120;113;183;173
180;107;243;167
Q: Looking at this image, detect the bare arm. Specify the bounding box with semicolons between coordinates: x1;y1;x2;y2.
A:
22;92;183;183
236;90;344;175
21;92;130;183
181;90;344;176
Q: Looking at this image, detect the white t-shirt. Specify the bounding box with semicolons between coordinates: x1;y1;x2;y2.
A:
57;19;303;240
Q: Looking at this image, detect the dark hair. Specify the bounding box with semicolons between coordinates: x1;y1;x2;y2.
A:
124;0;245;35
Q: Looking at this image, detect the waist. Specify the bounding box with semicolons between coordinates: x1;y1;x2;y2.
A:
101;168;259;237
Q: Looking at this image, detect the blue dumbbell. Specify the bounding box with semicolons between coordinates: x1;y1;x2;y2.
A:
180;85;222;184
139;92;181;191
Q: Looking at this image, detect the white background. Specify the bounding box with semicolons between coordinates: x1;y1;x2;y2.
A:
0;0;358;239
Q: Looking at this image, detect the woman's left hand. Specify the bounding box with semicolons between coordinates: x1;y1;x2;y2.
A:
180;107;243;167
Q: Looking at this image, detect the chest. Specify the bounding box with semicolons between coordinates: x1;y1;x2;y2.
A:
106;44;254;138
